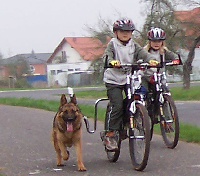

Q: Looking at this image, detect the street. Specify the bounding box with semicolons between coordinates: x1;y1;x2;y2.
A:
0;105;200;176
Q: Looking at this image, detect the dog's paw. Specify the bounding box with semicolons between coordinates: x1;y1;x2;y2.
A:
78;166;87;172
78;163;87;171
57;164;66;167
62;150;70;161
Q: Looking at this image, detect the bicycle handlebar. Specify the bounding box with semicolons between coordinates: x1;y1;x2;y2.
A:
104;54;182;70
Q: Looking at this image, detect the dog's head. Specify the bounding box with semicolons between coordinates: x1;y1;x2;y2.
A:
58;94;82;132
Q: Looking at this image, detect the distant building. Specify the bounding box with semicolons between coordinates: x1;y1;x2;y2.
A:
47;37;109;86
1;52;51;83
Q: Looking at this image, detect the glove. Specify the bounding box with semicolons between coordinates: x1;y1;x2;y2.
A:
172;59;180;65
149;60;159;66
109;60;120;67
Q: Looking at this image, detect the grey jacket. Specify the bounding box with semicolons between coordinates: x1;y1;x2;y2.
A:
103;38;155;85
144;47;178;76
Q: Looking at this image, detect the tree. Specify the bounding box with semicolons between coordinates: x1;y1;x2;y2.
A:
84;15;114;44
7;57;30;79
174;5;200;89
84;16;114;84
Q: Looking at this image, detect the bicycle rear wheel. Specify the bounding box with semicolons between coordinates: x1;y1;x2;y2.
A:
160;94;179;149
129;103;150;171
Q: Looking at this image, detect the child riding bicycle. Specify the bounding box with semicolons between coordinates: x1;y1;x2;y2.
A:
142;27;180;92
142;27;180;129
102;17;157;151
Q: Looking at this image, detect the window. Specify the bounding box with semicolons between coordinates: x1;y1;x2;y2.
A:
68;69;74;71
62;51;66;62
57;70;63;74
75;68;81;71
51;70;56;75
29;65;35;73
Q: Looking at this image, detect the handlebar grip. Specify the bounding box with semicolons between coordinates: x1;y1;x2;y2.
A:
104;55;114;68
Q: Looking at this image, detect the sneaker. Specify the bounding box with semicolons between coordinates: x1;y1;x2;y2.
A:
104;131;118;151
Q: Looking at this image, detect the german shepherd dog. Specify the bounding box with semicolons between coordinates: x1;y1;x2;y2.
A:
52;93;86;171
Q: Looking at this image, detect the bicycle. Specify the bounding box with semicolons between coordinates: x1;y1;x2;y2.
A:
84;61;151;171
145;56;182;149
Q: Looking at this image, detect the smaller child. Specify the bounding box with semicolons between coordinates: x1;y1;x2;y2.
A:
142;27;180;92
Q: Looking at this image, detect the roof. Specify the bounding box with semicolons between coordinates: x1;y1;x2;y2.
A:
175;6;200;44
3;53;52;65
47;37;110;63
175;7;200;23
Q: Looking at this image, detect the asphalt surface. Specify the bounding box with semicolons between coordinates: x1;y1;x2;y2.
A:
0;104;200;176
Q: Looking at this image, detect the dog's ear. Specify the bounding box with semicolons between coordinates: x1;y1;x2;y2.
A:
60;94;67;107
70;94;77;105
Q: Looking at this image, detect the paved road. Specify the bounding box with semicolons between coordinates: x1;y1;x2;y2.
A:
0;105;200;176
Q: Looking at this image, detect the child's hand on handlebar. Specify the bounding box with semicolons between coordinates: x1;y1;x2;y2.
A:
172;59;180;65
109;60;121;67
149;60;159;66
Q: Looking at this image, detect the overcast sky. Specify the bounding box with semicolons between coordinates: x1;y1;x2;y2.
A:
0;0;192;58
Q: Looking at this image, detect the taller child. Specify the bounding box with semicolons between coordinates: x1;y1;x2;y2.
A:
103;17;156;151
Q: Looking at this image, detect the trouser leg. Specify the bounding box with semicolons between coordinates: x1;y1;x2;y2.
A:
106;83;125;131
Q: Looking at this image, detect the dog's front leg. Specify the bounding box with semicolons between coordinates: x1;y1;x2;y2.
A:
58;141;69;161
75;139;86;171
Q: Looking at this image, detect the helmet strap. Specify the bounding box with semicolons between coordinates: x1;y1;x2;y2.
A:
151;47;160;51
117;37;131;46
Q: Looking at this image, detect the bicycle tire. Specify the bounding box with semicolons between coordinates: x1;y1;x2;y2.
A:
150;122;154;141
104;103;121;162
105;140;121;162
160;94;179;149
129;103;150;171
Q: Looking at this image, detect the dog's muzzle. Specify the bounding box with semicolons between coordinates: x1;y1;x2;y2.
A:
62;115;77;132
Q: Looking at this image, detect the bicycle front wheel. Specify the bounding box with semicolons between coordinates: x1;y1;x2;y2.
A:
105;140;121;162
160;94;179;149
129;103;150;171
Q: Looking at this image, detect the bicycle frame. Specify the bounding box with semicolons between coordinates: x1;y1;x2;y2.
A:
149;60;180;122
83;63;147;134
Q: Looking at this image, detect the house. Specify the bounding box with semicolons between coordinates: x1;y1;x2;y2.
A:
1;52;51;83
168;6;200;82
47;37;109;86
175;6;200;47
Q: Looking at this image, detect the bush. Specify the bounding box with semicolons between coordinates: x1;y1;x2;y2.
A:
14;79;32;88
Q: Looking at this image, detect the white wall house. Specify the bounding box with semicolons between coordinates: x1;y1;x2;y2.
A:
47;62;91;86
167;48;200;82
47;37;108;86
191;48;200;81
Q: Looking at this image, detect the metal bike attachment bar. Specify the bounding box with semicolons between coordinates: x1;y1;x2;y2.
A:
83;98;109;134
